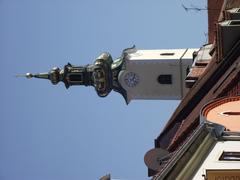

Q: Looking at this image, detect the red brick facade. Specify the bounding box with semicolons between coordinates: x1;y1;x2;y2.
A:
208;0;224;43
146;0;240;177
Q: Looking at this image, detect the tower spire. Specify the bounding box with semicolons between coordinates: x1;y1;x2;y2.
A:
21;67;63;85
21;52;128;102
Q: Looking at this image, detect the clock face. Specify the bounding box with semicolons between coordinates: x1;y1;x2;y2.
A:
124;72;139;87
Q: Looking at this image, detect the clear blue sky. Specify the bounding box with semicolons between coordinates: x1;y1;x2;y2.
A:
0;0;207;179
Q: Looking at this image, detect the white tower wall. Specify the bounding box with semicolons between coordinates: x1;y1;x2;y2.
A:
118;48;198;103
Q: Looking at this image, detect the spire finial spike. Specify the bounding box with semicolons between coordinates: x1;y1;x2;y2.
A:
15;73;34;79
18;68;60;84
26;73;34;79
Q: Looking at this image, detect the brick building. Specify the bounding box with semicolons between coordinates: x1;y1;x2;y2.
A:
144;0;240;179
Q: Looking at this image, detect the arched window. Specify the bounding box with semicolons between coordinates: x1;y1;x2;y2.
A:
158;74;172;84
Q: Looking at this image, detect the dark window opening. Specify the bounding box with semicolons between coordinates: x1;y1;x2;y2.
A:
158;75;172;84
230;20;240;25
186;66;190;76
222;111;240;116
69;74;83;82
160;53;175;56
219;151;240;161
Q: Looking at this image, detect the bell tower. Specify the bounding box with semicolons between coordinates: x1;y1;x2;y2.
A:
22;46;197;104
118;47;198;103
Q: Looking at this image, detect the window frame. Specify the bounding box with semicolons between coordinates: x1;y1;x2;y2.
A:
219;151;240;161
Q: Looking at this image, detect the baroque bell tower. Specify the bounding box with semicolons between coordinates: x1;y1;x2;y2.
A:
23;46;197;104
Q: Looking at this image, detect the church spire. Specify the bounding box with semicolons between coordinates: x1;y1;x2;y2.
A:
20;47;197;104
24;67;62;85
21;52;128;102
23;64;93;88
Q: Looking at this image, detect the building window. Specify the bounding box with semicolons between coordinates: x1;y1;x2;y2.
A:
230;20;240;26
160;53;175;56
221;111;240;116
219;151;240;161
69;74;83;82
158;75;172;84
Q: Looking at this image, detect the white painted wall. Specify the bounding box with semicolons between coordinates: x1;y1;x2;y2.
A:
193;141;240;179
118;48;198;103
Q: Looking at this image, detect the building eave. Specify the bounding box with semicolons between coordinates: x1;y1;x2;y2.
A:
153;122;225;180
146;0;240;177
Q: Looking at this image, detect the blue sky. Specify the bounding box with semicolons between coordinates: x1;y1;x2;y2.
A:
0;0;207;179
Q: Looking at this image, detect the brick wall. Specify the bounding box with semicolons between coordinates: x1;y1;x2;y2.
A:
208;0;224;43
